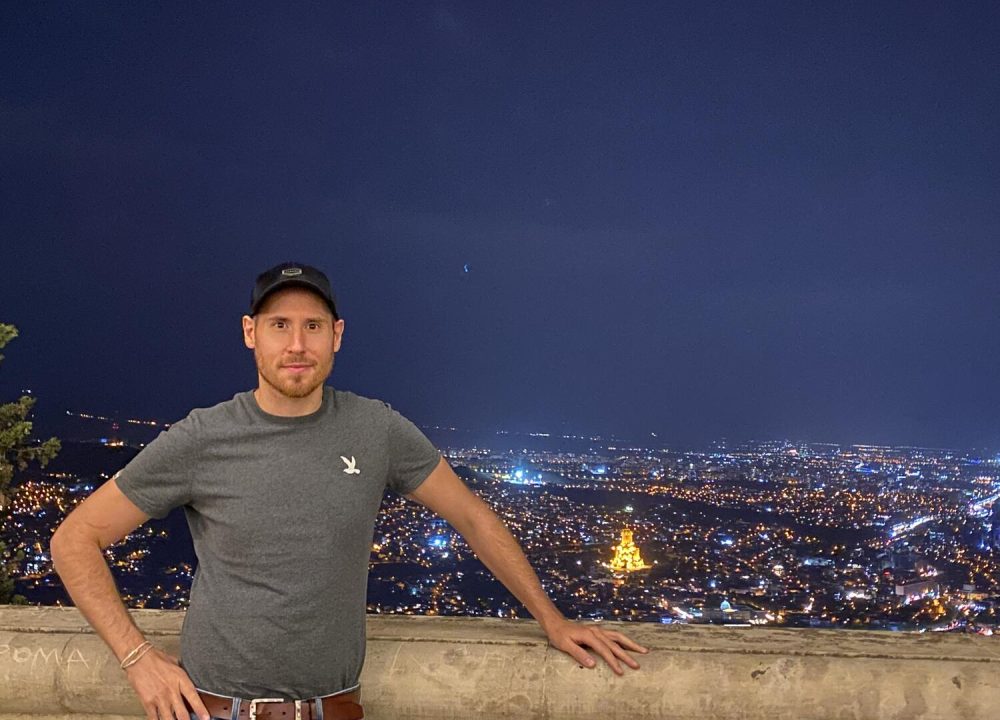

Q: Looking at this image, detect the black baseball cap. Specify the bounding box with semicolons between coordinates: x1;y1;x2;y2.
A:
250;262;339;318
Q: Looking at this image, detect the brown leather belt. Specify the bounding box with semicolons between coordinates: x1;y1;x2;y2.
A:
197;689;363;720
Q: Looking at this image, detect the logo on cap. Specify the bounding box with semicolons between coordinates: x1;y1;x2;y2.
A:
282;268;303;276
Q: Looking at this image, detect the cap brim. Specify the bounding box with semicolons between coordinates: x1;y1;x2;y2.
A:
251;278;338;317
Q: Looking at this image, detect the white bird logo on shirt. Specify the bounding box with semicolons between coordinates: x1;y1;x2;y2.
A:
341;456;360;474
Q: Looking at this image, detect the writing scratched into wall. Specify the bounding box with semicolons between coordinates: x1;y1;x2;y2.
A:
0;643;91;670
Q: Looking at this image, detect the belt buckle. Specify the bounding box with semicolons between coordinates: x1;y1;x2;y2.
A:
248;697;302;720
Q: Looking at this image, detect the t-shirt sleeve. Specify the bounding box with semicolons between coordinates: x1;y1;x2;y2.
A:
114;414;200;519
384;405;441;495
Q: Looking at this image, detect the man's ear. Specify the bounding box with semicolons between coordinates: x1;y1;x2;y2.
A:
242;315;256;349
333;318;345;353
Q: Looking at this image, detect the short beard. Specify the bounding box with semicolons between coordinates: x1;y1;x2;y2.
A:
255;349;334;399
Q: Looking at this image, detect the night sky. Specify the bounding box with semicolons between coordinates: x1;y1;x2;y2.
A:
2;3;998;449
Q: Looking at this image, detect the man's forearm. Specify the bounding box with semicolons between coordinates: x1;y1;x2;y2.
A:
454;500;565;631
50;533;147;662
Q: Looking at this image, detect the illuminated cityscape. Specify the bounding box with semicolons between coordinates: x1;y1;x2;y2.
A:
6;411;1000;634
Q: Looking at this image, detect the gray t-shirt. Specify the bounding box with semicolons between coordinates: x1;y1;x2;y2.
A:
114;386;440;699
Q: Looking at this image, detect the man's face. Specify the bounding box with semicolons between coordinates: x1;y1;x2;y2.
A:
241;287;344;399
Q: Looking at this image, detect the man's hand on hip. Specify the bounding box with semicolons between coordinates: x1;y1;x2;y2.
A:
544;617;649;675
125;647;210;720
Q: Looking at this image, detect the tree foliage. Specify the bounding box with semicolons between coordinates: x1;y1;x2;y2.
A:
0;323;61;603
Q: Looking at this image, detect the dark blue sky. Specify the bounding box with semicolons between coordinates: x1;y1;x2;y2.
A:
2;2;998;448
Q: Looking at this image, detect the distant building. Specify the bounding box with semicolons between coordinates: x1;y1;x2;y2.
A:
895;577;939;602
605;528;650;574
697;600;768;625
990;502;1000;550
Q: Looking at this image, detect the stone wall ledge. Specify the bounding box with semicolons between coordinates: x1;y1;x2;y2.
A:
2;606;998;719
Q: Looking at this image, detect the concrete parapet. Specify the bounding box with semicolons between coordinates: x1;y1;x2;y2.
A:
2;606;999;719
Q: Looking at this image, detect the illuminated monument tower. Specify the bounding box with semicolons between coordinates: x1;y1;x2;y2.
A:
607;528;650;574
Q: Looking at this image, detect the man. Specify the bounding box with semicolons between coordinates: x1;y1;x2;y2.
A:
50;262;648;720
